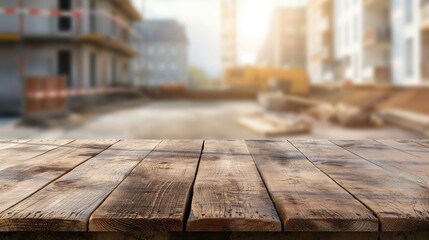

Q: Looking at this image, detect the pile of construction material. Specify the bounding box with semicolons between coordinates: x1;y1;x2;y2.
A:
258;91;319;112
378;109;429;137
239;113;312;137
308;103;383;127
257;91;288;111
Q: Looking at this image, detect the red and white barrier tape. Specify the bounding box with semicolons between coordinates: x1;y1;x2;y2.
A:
27;87;128;100
0;7;82;17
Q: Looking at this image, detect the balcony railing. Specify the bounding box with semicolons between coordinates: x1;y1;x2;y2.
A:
0;8;142;54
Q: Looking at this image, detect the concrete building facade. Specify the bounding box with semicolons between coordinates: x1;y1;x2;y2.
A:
134;20;189;87
258;7;307;69
0;0;141;114
307;0;335;84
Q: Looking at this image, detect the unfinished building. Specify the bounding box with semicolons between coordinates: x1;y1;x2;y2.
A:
258;7;307;69
0;0;142;115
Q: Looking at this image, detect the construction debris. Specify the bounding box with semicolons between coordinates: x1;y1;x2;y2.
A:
258;91;288;111
239;113;311;137
378;109;429;137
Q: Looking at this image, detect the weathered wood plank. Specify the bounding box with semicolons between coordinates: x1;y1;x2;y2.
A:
246;140;378;232
377;140;429;158
0;140;117;214
413;139;429;149
0;140;72;171
0;140;29;151
89;140;204;232
291;140;429;231
187;140;281;232
0;140;161;232
333;140;429;187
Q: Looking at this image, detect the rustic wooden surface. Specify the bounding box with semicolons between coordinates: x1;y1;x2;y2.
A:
187;140;281;232
247;140;378;232
333;140;429;187
0;140;160;231
291;140;429;231
90;140;203;232
0;139;427;235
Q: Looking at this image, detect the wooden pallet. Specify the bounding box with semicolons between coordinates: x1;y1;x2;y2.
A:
0;139;428;238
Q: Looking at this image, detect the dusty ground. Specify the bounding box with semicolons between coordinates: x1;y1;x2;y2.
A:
0;100;424;139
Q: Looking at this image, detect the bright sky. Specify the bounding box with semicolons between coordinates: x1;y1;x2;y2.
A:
132;0;306;77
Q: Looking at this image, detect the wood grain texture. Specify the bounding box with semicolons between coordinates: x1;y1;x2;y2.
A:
0;140;29;151
246;140;378;232
377;140;429;158
0;140;161;232
333;140;429;187
89;140;204;232
413;139;429;149
187;140;281;232
291;140;429;231
0;140;72;171
0;140;117;213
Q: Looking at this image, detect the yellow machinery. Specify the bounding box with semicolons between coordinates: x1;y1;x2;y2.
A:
225;67;310;95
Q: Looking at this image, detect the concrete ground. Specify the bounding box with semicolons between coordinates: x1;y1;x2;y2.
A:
0;100;424;139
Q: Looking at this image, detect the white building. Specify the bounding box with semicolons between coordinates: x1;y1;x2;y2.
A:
333;0;427;86
307;0;335;84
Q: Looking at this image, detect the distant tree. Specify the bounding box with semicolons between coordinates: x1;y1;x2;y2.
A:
133;67;153;86
188;66;210;88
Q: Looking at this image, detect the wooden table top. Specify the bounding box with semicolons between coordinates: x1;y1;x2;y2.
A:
0;139;427;233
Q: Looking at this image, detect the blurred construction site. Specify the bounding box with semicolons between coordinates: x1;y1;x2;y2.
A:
0;0;428;139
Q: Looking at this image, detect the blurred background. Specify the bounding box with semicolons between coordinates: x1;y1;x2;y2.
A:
0;0;427;139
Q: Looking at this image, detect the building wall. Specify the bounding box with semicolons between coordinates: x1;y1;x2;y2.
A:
333;0;424;86
258;7;307;69
334;0;363;83
307;0;335;84
138;42;188;87
0;0;139;114
391;0;421;86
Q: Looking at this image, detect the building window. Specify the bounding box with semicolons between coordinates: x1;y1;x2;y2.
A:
90;53;97;88
58;0;72;31
159;63;165;71
58;50;72;87
111;58;117;86
147;47;154;55
147;63;153;70
405;0;413;24
406;39;414;77
159;46;165;54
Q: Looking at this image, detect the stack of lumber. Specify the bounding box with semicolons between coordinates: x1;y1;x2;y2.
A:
284;95;319;111
378;109;429;136
258;91;288;111
307;103;383;127
239;113;311;136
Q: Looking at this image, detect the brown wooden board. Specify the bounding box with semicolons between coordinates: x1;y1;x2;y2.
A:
246;140;378;232
89;140;204;232
291;140;429;231
0;140;161;232
333;140;429;188
0;140;117;214
186;140;281;232
377;140;429;158
0;140;29;151
414;139;429;149
0;140;72;171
